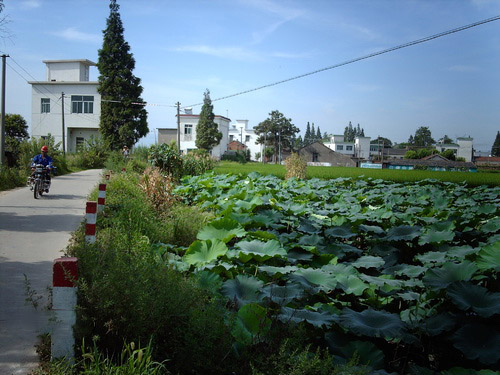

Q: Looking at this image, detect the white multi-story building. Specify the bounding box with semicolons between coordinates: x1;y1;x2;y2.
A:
436;137;473;162
29;60;100;152
324;135;371;159
178;111;230;159
228;120;261;160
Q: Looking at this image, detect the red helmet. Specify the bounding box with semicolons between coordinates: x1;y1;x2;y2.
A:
41;146;48;152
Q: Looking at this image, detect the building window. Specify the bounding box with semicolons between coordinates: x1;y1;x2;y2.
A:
184;124;193;135
245;135;250;142
336;145;344;151
229;135;234;142
71;95;94;113
41;98;50;113
346;145;353;151
76;137;85;151
312;152;319;162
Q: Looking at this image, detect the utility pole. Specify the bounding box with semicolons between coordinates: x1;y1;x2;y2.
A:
176;102;181;153
0;54;8;167
61;92;66;155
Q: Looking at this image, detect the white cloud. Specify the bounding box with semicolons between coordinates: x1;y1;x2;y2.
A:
20;0;41;9
173;45;262;61
50;27;101;44
449;65;478;72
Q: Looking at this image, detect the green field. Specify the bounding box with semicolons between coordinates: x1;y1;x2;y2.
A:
214;161;500;186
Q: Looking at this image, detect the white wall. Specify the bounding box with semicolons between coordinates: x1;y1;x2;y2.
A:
457;138;473;162
228;120;260;160
179;114;230;159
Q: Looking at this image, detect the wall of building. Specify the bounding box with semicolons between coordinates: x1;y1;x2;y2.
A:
228;120;260;160
457;138;473;162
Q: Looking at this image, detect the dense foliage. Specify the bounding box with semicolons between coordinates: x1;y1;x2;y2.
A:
255;111;299;163
172;172;500;374
195;89;222;152
97;0;148;149
4;113;29;167
492;131;500;157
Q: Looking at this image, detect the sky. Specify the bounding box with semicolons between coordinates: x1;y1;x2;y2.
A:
2;0;500;152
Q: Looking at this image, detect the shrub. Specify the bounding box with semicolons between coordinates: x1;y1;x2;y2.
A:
68;136;109;169
140;167;177;214
148;143;183;179
182;149;216;176
0;166;27;190
284;152;307;179
221;150;248;163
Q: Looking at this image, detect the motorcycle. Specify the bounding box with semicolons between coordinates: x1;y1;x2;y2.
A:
28;164;52;199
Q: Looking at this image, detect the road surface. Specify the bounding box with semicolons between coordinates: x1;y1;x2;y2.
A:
0;169;102;375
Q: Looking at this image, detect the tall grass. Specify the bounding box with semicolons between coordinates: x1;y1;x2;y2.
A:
215;161;500;186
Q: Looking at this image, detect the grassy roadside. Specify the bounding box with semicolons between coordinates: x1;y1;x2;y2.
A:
214;161;500;186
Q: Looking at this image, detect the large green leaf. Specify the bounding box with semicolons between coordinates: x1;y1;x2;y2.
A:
338;275;369;296
298;234;323;247
338;341;385;369
231;303;271;345
447;282;500;317
392;264;427;278
418;312;456;336
452;323;500;364
194;270;223;293
415;251;447;265
289;268;338;292
418;228;455;245
278;306;337;327
351;255;385;269
222;275;264;307
476;241;500;271
234;239;286;261
183;239;228;266
385;225;421;242
325;225;356;239
480;217;500;234
262;283;304;305
259;265;298;276
197;217;247;243
340;308;406;338
423;261;478;290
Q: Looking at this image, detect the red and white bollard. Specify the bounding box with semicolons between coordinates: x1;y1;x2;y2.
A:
85;201;97;244
97;184;107;213
51;257;78;360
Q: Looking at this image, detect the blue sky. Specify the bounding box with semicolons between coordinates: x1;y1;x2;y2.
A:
2;0;500;151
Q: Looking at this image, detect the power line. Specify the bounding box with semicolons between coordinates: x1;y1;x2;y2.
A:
184;15;500;108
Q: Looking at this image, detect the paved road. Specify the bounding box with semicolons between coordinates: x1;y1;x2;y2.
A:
0;169;103;375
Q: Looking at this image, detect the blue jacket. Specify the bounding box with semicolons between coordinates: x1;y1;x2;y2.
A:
32;154;54;168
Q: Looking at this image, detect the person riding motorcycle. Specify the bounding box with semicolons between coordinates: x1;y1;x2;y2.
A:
31;146;54;192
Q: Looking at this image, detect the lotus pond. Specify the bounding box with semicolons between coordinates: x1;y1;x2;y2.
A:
162;172;499;374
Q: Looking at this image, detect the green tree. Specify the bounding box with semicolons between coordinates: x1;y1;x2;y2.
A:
5;114;29;166
491;131;500;157
195;89;222;152
316;126;322;142
412;126;435;147
97;0;148;150
311;123;316;143
304;122;311;145
255;111;299;163
440;149;456;160
439;135;454;144
371;136;392;148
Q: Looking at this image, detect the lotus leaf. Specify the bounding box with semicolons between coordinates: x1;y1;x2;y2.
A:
423;261;478;290
445;245;478;259
351;255;385;269
359;224;385;234
325;225;356;239
222;275;264;307
278;306;337;327
415;251;447;265
262;283;304;305
258;265;298;276
289;268;338;292
476;241;500;271
447;281;500;317
418;229;455;245
194;270;223;293
338;275;369;296
183;239;228;266
480;217;500;233
441;368;500;375
340;308;406;338
287;248;314;263
393;264;427;278
338;340;385;369
234;239;286;261
452;323;500;364
231;303;271;346
246;230;278;241
197;217;247;243
386;225;421;242
419;312;456;335
298;233;324;247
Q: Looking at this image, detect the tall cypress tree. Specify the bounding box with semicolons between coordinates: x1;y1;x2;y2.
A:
311;123;316;143
195;89;222;152
492;131;500;157
98;0;148;150
304;122;311;145
316;126;321;142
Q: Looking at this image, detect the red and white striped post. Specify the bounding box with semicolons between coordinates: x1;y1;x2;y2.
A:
97;184;107;213
52;257;78;360
85;201;97;244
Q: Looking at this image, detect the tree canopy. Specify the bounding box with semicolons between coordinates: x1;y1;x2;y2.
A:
255;111;299;163
491;131;500;157
409;126;435;147
344;122;364;142
97;0;148;150
370;136;392;148
195;89;222;152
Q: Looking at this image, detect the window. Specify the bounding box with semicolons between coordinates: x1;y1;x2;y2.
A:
245;135;250;142
229;135;234;142
346;145;353;151
71;96;94;113
76;137;85;151
41;98;50;113
312;152;319;162
336;145;344;151
184;124;193;134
